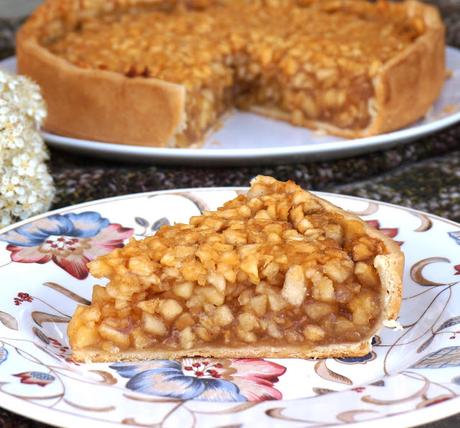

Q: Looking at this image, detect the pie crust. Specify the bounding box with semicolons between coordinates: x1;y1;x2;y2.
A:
16;0;445;147
68;176;404;362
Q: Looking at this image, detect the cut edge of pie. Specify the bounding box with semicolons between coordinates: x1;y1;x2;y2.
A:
68;176;404;363
250;1;445;139
16;0;445;148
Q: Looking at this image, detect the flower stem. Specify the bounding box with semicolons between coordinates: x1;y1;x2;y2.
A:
34;297;70;317
160;401;185;427
0;260;12;269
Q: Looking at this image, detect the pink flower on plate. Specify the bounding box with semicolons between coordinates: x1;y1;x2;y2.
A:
14;292;33;305
365;220;399;239
111;358;286;402
14;371;55;387
0;212;133;279
229;358;286;401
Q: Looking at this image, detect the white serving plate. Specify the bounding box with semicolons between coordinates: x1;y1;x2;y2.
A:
2;47;460;165
0;188;459;427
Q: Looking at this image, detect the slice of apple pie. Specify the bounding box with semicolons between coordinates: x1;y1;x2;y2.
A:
68;176;403;362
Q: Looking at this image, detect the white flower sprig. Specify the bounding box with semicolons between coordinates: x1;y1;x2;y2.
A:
0;69;55;228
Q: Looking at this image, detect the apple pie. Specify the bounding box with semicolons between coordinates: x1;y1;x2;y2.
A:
68;176;404;362
17;0;444;147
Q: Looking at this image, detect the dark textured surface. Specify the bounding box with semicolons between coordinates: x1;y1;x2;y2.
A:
0;1;460;427
49;126;460;222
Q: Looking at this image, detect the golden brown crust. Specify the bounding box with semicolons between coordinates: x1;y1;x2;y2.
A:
73;341;371;363
367;0;445;137
17;0;445;146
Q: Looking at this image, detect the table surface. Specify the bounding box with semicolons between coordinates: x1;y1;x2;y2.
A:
0;1;460;427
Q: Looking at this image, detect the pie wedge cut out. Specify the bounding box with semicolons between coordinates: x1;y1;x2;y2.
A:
17;0;444;147
68;176;404;362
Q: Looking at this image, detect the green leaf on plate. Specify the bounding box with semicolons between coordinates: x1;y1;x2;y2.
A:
43;282;90;305
135;217;149;228
436;316;460;333
412;346;460;369
0;311;18;330
32;311;71;327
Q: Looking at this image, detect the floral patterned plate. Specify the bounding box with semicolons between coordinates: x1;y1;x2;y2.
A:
0;188;459;428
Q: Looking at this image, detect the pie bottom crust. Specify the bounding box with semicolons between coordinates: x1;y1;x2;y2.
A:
73;341;371;363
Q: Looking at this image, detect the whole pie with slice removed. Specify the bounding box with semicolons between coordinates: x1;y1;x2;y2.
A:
17;0;444;147
68;176;404;362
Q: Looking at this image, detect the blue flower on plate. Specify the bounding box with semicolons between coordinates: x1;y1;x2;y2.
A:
110;358;286;402
14;371;55;387
448;230;460;245
0;212;133;279
0;347;7;365
111;360;245;401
